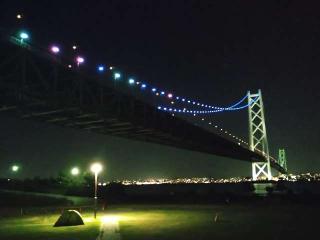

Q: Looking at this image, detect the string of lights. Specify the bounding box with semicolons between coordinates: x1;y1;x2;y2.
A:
157;96;258;115
201;118;249;145
106;68;251;112
12;29;254;114
12;28;252;147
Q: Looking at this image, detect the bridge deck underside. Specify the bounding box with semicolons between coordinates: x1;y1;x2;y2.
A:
0;39;285;173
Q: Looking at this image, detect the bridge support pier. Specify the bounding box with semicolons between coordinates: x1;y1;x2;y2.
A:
278;149;287;171
252;162;272;181
248;90;272;181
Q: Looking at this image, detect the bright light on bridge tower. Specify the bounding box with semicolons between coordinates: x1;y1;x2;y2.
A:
278;149;287;171
248;89;272;181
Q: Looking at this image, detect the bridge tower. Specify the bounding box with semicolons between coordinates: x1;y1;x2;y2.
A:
278;149;287;171
248;90;272;181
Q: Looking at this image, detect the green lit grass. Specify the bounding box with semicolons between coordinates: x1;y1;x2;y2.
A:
1;204;319;239
106;204;319;240
0;213;100;240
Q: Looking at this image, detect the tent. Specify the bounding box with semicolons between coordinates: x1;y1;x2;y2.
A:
53;209;84;227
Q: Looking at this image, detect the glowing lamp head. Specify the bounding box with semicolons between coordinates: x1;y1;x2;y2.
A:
76;56;85;65
152;88;157;92
128;78;135;84
50;45;60;54
114;72;121;80
141;84;146;89
12;165;19;172
97;65;105;72
91;163;103;174
19;32;29;40
167;93;173;98
71;167;80;175
17;14;22;19
72;45;77;50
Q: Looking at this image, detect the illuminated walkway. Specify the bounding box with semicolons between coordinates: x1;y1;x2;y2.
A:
97;216;121;240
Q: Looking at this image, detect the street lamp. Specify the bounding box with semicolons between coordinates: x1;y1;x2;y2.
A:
90;162;102;218
12;165;19;172
71;167;80;176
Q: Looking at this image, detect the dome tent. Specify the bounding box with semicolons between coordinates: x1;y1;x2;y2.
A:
54;210;84;227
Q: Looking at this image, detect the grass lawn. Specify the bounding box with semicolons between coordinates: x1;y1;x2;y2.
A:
0;213;100;240
105;204;319;240
1;204;320;239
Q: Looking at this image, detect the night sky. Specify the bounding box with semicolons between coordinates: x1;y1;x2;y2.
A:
0;0;319;180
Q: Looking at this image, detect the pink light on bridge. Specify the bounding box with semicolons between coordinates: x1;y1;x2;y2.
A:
50;45;60;54
76;56;85;66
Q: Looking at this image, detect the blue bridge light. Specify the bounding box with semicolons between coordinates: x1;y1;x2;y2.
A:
97;65;105;72
19;32;29;40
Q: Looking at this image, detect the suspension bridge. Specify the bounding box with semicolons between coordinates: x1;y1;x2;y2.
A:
0;30;287;180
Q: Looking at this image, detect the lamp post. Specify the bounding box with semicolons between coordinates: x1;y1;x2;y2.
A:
12;165;19;172
90;163;102;218
71;167;80;176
